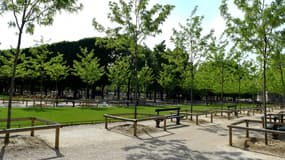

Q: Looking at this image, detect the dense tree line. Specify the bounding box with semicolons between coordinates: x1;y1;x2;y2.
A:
1;1;285;105
1;35;282;104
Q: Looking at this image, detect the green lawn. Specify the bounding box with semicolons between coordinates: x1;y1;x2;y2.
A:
0;103;257;128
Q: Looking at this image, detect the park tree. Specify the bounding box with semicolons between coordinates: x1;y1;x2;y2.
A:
138;65;154;96
0;49;28;79
73;47;104;99
220;0;285;129
26;44;68;105
206;36;229;103
229;49;246;104
93;0;174;118
268;45;285;106
171;6;212;112
108;56;131;100
268;33;285;107
45;53;69;102
1;0;82;144
158;48;187;100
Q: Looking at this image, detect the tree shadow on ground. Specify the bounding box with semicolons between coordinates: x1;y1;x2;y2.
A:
197;124;229;136
122;138;263;160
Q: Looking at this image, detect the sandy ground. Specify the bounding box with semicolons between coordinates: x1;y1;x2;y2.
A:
0;110;285;160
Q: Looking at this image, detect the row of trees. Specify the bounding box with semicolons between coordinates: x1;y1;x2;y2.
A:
1;1;285;104
1;0;285;142
0;34;283;102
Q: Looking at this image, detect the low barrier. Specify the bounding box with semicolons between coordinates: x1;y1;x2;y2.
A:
0;117;61;149
228;119;285;146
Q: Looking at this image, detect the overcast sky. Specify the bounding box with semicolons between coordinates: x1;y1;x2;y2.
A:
0;0;225;50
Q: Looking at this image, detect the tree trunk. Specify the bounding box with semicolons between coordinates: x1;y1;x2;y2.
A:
127;78;131;101
263;42;268;129
221;64;224;104
5;22;25;144
190;62;194;114
278;65;285;108
117;86;120;100
55;80;58;107
101;85;105;100
154;90;157;103
238;76;241;107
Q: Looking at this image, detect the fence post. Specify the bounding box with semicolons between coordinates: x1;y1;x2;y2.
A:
196;115;199;125
133;120;137;136
265;132;268;145
55;127;60;149
31;118;35;136
105;116;108;129
229;127;232;146
246;120;249;138
210;112;213;123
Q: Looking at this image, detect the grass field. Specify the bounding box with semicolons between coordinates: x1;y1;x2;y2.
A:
0;103;257;128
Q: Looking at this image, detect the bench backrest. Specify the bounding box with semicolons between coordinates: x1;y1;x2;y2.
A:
155;107;180;115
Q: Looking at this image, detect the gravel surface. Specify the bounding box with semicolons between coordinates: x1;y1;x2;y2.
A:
0;111;285;160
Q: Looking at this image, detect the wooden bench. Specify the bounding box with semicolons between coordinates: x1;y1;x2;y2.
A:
155;107;184;127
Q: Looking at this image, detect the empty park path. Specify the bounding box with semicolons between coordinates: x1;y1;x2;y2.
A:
0;112;284;160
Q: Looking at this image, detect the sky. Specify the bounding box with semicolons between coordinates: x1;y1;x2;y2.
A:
0;0;225;50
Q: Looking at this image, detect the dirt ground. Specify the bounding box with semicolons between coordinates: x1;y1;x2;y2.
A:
0;109;285;160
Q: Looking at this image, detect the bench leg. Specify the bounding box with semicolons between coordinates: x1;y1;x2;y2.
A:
176;117;180;125
156;120;160;128
105;117;108;129
133;121;137;136
163;119;167;131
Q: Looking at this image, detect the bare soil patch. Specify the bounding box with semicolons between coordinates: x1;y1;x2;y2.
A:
109;123;159;136
234;136;285;158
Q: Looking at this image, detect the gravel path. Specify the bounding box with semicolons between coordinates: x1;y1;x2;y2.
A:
0;112;284;160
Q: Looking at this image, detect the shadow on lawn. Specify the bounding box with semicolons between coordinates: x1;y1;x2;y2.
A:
122;138;263;160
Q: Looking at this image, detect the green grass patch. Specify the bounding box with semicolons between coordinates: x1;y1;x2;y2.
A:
0;103;258;127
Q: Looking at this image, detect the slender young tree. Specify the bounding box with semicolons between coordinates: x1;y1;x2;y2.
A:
45;53;69;104
206;36;228;103
26;45;55;106
73;47;104;100
1;0;82;144
138;65;154;96
93;0;174;118
108;56;131;100
171;6;212;112
0;49;28;79
220;0;285;129
158;48;187;100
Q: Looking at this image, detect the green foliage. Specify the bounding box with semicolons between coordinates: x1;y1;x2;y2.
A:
138;65;154;92
220;0;285;104
171;6;213;96
26;45;53;79
0;50;28;78
158;48;187;91
1;0;82;34
73;47;104;86
107;56;131;91
46;53;69;82
93;0;174;102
